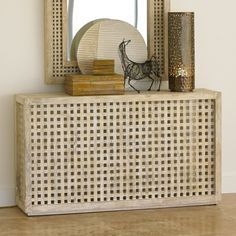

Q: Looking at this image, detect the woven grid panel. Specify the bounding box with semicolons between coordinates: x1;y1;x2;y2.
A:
50;0;166;81
16;103;26;206
28;99;215;206
52;0;79;79
153;0;165;76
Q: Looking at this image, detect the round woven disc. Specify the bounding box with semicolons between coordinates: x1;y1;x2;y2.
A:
70;19;108;61
77;19;147;75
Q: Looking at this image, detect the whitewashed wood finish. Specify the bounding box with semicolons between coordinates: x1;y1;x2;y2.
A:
215;92;222;202
44;0;170;84
16;89;221;216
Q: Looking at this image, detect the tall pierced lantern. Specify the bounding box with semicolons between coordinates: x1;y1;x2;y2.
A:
168;12;195;92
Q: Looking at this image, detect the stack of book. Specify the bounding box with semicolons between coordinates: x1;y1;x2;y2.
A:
64;59;124;96
93;59;115;75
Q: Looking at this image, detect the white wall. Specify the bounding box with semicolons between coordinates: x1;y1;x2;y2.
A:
0;0;235;206
0;0;63;206
171;0;236;193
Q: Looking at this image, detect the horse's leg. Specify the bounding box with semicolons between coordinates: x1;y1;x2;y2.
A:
153;68;162;91
157;76;162;91
147;75;154;91
124;72;128;86
152;71;162;91
128;79;140;93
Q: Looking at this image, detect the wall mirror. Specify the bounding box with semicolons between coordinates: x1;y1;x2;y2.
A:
67;0;147;62
44;0;169;84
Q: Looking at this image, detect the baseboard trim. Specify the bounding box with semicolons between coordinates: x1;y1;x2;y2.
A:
222;172;236;193
0;187;16;207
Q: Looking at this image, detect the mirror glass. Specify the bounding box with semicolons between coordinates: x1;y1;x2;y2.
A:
67;0;147;61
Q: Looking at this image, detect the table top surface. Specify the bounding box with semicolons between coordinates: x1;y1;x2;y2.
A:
16;89;221;105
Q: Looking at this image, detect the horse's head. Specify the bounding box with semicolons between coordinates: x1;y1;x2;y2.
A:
119;39;131;49
123;39;131;46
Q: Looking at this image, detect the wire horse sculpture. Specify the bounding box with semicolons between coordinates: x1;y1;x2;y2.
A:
119;39;161;93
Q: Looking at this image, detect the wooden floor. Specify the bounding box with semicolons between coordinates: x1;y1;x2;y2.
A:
0;194;236;236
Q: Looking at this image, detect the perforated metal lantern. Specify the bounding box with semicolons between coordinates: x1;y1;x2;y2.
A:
168;12;195;92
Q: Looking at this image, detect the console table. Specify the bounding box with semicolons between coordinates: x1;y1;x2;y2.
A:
15;89;221;216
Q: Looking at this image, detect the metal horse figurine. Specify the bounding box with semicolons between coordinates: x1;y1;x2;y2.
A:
119;39;161;93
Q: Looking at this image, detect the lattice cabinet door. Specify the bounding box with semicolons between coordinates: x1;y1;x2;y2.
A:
16;89;221;216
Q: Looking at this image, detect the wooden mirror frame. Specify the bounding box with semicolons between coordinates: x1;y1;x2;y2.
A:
44;0;170;84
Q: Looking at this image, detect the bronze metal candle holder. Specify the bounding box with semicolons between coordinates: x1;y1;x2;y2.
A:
168;12;195;92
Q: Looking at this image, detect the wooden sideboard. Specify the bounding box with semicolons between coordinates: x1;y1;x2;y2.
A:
15;89;221;216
